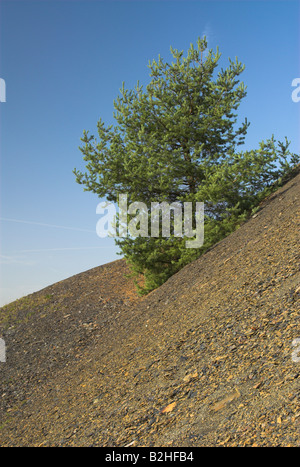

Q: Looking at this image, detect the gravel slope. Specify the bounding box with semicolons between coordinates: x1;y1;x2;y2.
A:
0;170;299;446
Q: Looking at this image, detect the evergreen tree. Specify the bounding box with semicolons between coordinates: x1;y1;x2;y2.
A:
74;38;299;294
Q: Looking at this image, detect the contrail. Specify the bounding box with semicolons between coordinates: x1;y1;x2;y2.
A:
0;217;95;233
20;246;116;252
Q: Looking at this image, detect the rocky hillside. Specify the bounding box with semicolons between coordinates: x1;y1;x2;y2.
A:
0;170;299;447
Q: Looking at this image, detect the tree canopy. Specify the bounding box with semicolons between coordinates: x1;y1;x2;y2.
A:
74;37;299;294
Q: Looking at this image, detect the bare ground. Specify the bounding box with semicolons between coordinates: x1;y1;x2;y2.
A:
0;170;299;446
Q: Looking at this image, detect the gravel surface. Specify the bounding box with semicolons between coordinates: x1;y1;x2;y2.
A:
0;169;299;447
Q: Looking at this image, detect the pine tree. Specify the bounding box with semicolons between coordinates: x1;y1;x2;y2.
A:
74;38;299;294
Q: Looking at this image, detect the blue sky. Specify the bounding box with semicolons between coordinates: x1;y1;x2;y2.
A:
0;0;299;306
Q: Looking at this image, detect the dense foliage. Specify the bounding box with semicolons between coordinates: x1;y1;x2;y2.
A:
74;38;299;294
